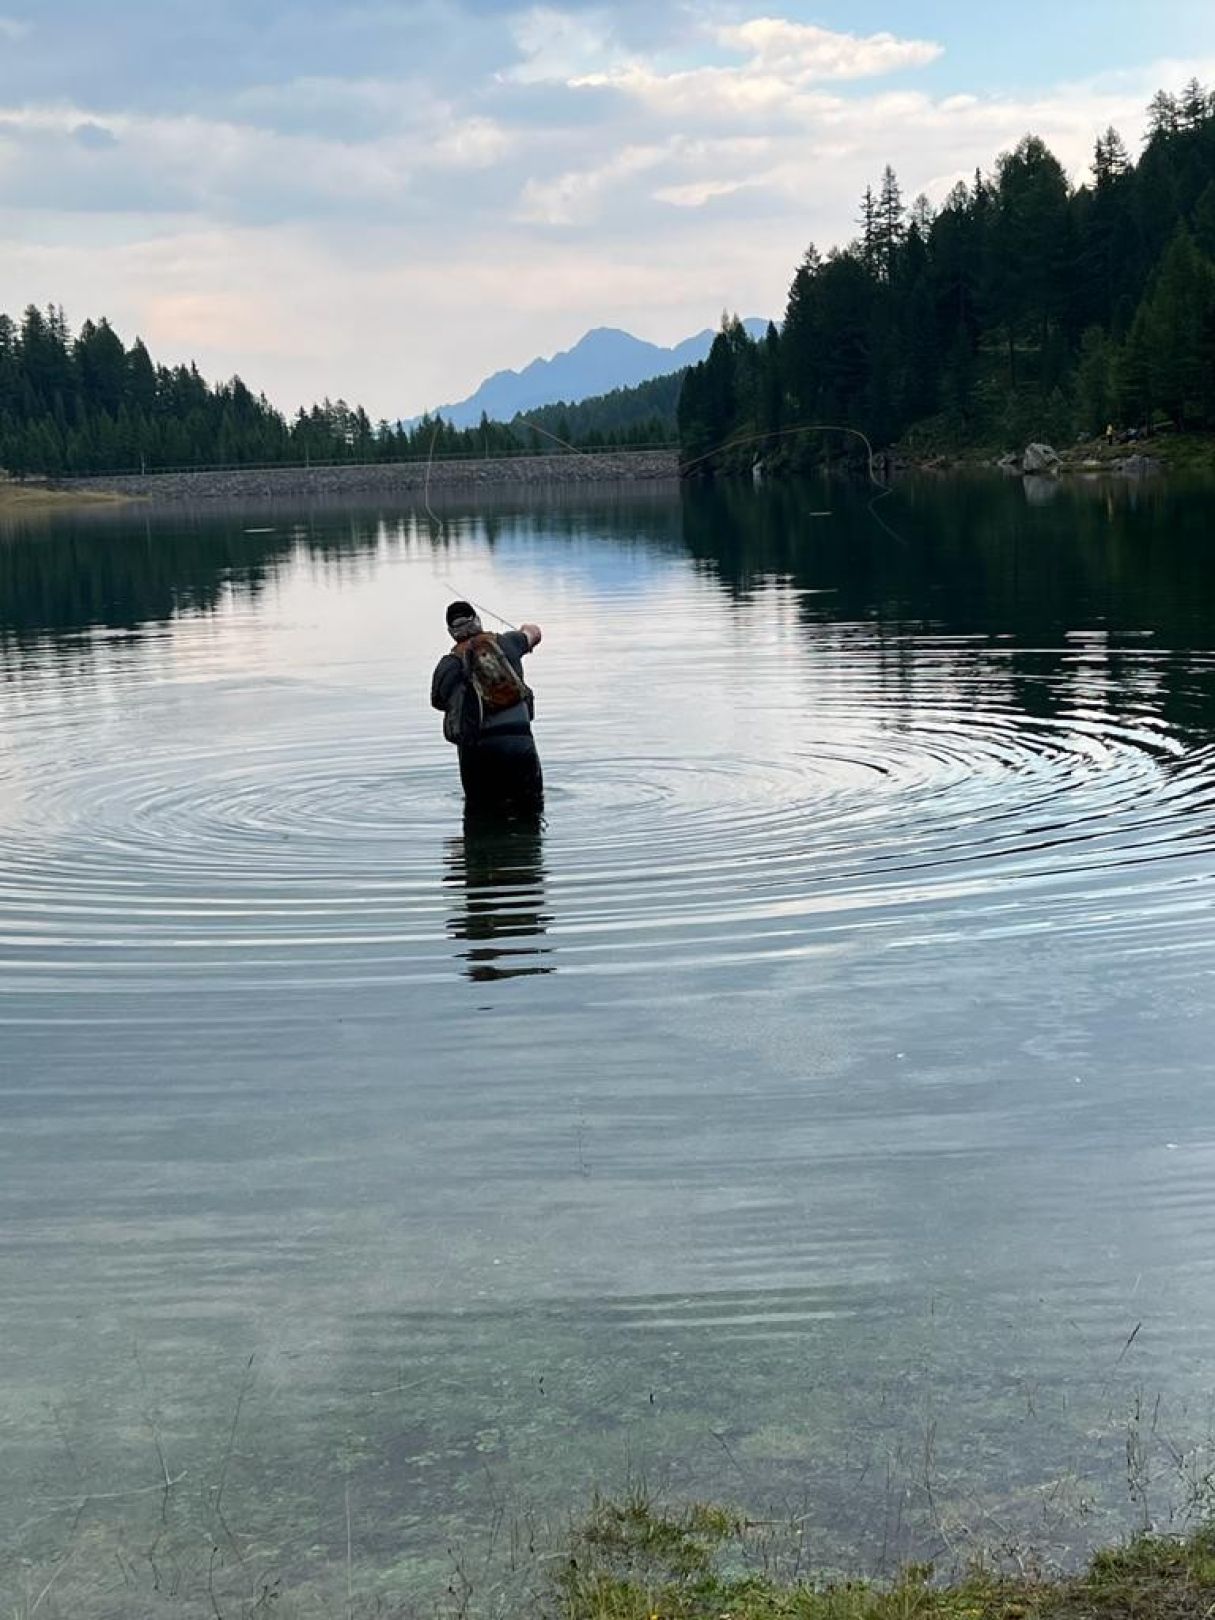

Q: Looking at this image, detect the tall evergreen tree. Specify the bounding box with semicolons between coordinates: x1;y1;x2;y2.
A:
1127;227;1215;426
676;78;1215;474
876;165;906;281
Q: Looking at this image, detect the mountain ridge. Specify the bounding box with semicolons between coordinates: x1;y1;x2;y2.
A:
412;320;769;429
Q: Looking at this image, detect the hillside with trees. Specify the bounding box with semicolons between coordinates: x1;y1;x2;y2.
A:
510;370;681;446
0;311;669;479
678;81;1215;473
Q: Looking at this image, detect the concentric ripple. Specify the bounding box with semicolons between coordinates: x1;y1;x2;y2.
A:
3;609;1215;1001
7;495;1215;1610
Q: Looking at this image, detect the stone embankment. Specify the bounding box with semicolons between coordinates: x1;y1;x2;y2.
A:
56;449;680;503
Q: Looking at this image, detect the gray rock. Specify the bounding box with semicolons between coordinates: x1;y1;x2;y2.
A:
997;452;1021;472
1120;453;1162;477
1022;442;1061;474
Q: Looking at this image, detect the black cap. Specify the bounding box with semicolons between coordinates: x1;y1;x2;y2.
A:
445;599;476;628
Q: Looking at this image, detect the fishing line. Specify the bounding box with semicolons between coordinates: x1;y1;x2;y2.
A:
425;414;907;625
426;415;599;629
515;414;908;546
514;416;607;459
680;420;908;547
678;421;883;484
422;417;443;539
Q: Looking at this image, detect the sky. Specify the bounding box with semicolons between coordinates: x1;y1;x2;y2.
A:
2;1;1214;419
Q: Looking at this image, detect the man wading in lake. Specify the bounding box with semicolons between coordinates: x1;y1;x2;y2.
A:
431;600;544;818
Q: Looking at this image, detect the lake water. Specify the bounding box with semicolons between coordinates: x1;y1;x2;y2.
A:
3;474;1215;1616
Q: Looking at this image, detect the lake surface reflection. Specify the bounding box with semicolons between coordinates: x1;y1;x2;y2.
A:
3;475;1215;1616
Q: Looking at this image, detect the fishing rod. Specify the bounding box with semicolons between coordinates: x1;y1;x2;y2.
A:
438;580;517;632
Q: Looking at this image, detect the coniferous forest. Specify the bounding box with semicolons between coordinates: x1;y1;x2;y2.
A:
5;81;1215;481
678;81;1215;471
0;311;671;479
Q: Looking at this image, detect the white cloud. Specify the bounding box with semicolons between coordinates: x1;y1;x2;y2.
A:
505;7;622;84
0;15;29;42
518;132;775;223
567;15;942;119
518;143;665;224
431;116;512;169
654;177;753;207
715;18;943;81
572;60;836;118
2;12;1215;421
0;97;515;222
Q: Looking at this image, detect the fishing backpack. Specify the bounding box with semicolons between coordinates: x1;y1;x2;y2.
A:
444;633;530;744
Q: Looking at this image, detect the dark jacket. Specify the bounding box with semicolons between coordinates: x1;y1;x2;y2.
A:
430;630;534;743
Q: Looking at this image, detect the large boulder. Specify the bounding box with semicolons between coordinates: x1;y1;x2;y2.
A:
1120;453;1162;477
1022;442;1061;474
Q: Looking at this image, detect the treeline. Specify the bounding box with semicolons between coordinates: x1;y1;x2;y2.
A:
515;371;682;445
0;308;668;478
679;80;1215;471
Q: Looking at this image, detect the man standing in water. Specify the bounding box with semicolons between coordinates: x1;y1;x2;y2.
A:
431;601;544;817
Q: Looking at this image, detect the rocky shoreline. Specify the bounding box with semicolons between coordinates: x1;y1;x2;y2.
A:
899;430;1215;478
52;448;680;503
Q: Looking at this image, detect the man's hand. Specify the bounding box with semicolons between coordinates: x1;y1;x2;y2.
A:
520;622;542;649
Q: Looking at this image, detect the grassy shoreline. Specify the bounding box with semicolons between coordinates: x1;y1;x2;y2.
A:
0;480;134;514
560;1497;1215;1620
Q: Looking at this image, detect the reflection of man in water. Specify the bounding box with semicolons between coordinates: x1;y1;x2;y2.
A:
430;600;544;818
444;819;552;981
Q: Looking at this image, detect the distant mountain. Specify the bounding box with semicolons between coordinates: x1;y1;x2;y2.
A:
415;321;769;429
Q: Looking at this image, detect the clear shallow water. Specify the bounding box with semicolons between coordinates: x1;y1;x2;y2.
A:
3;476;1215;1615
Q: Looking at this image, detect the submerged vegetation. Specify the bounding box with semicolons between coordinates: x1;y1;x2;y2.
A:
555;1496;1215;1620
678;81;1215;474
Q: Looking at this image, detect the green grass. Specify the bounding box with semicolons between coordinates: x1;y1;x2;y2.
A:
554;1495;1215;1620
1050;431;1215;473
1131;432;1215;472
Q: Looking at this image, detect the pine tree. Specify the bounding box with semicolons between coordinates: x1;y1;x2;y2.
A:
876;165;905;281
857;186;879;273
1179;78;1210;131
1133;227;1215;427
779;246;823;426
990;135;1072;382
760;322;782;437
1075;327;1115;432
1147;90;1180;140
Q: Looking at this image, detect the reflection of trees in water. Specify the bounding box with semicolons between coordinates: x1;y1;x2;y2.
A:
444;816;553;983
681;474;1215;744
0;516;298;646
0;488;686;657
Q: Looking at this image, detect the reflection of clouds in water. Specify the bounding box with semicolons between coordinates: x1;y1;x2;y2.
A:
444;816;553;982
